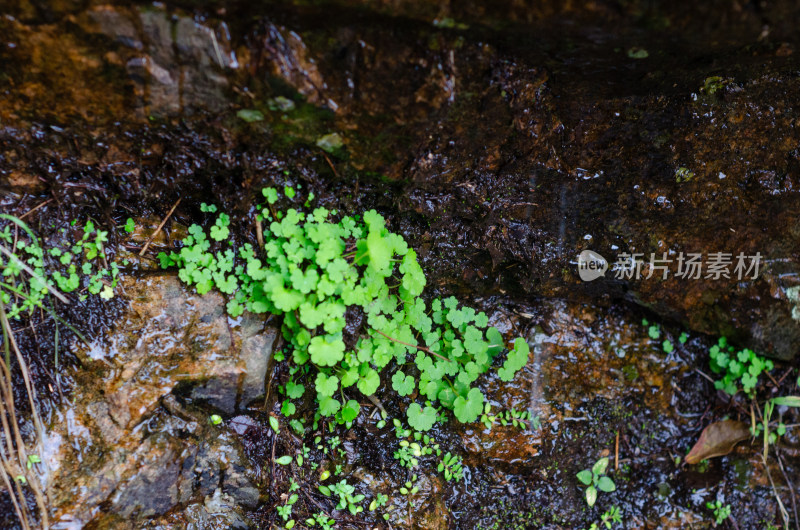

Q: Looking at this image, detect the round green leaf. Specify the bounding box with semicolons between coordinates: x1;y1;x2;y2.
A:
592;457;609;476
407;403;437;431
576;469;593;486
596;476;616;493
315;372;339;397
357;368;380;396
585;485;598;507
340;399;360;422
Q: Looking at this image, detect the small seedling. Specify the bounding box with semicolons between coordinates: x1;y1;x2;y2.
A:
588;505;623;529
480;403;538;431
757;396;800;458
1;214;122;322
276;492;298;521
209;414;222;425
706;499;731;525
369;493;388;511
26;455;41;469
577;457;616;507
437;452;464;482
306;512;335;529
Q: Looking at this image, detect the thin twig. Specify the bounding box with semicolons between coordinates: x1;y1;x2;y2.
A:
0;461;28;530
615;431;620;471
766;369;781;389
139;198;181;256
372;329;449;362
694;368;715;384
776;368;795;387
19;199;53;220
322;153;339;178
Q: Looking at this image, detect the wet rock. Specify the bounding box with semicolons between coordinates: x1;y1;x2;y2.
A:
188;488;250;529
43;274;274;528
190;317;276;414
86;5;239;117
111;439;181;518
4;1;800;359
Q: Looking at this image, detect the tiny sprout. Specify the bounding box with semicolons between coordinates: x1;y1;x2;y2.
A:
26;455;41;469
209;414;222;425
320;470;331;481
576;457;615;507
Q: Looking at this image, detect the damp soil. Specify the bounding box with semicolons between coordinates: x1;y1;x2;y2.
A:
2;0;800;528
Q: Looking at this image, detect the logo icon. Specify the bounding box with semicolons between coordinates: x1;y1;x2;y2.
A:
578;250;608;281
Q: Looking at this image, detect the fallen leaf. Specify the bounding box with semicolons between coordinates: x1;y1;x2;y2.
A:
686;420;750;464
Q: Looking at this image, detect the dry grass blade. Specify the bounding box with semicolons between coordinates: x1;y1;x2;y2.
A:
0;307;43;440
0;366;31;530
0;245;68;305
762;453;791;530
0;463;29;530
0;304;49;529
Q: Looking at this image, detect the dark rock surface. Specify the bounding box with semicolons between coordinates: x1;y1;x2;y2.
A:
2;0;800;359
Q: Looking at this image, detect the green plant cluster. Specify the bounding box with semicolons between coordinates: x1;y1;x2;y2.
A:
480;403;538;431
587;505;622;530
706;499;731;525
1;215;125;321
708;337;773;395
306;512;336;529
160;187;529;428
271;424;392;528
391;418;463;482
327;479;365;516
399;475;419;496
437;451;464;482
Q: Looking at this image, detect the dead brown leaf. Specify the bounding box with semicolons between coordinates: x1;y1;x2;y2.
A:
686;420;751;465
